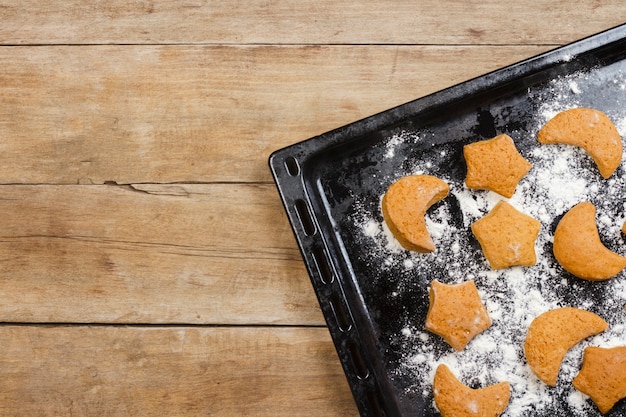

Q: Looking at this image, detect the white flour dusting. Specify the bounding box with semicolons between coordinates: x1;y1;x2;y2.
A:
351;69;626;416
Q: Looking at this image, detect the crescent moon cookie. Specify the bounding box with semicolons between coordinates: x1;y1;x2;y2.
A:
553;202;626;281
538;107;623;178
573;346;626;414
425;280;491;351
471;201;541;270
381;174;449;253
433;364;510;417
524;307;608;386
464;134;532;198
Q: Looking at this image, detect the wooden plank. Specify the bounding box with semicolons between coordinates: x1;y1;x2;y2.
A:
0;44;549;184
0;0;623;45
0;184;324;325
0;325;358;416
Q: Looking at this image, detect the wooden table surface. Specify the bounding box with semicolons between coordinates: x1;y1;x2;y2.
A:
0;2;624;416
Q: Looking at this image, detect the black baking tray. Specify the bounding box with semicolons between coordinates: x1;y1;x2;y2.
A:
269;24;626;417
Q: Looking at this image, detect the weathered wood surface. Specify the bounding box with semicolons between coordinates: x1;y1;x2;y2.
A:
0;326;357;416
1;1;624;415
0;45;548;184
0;184;323;324
1;0;624;45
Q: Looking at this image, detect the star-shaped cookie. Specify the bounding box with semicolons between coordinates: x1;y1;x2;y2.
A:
425;280;491;351
471;201;540;269
464;134;532;198
434;364;510;417
573;346;626;414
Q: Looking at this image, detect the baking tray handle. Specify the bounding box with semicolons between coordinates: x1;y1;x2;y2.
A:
269;151;395;417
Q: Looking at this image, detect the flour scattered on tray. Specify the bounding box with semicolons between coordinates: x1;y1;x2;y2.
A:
350;69;626;416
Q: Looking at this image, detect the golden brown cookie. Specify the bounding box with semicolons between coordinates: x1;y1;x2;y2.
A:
573;346;626;414
538;107;622;178
524;307;608;386
464;134;532;198
553;202;626;281
471;201;540;269
433;364;510;417
425;280;491;351
381;174;449;253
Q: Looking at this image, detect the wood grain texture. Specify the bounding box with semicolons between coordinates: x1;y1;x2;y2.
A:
0;0;623;45
2;2;625;415
0;325;357;416
0;44;549;184
0;184;324;325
